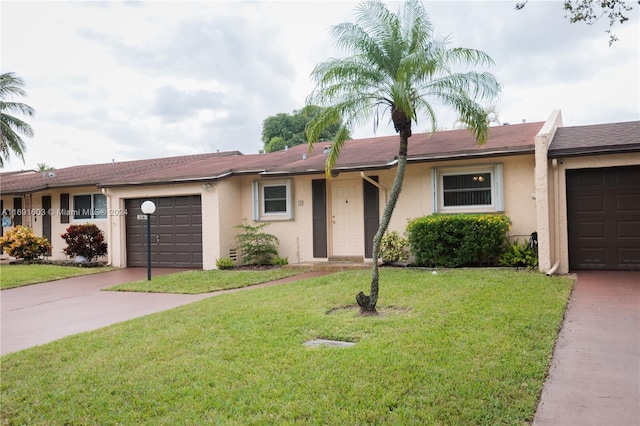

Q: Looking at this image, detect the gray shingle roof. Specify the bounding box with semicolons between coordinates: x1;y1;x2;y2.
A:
548;121;640;158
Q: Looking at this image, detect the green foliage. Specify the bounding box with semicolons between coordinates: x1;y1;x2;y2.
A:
1;269;573;424
406;214;511;267
215;257;236;270
273;256;289;266
61;224;108;261
108;268;300;294
234;220;279;265
516;0;636;45
262;105;348;153
500;239;539;269
379;231;409;263
0;264;115;290
1;72;35;167
0;225;51;260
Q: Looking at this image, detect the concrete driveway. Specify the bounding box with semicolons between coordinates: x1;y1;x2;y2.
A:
1;267;326;355
534;270;640;426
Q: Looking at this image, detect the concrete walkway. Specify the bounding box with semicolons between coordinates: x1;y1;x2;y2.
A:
1;268;328;355
534;270;640;426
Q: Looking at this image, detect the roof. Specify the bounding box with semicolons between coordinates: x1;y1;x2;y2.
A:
0;152;241;195
1;122;543;193
548;121;640;158
98;121;544;186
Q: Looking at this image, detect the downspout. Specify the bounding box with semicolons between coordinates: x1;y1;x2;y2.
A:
546;159;561;276
101;188;113;267
360;172;388;203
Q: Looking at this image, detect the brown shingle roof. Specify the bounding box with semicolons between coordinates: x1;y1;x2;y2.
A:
548;121;640;158
0;152;241;195
100;122;544;185
1;121;544;192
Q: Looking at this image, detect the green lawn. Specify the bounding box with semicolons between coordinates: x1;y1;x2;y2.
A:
107;268;302;294
0;264;116;290
0;269;573;425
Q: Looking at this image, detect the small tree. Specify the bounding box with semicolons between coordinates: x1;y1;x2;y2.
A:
234;220;279;265
61;224;107;261
0;225;51;260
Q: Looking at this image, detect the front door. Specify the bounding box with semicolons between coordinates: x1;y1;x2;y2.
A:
331;180;364;257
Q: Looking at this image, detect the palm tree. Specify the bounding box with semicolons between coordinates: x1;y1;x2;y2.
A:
1;72;35;168
36;163;54;172
306;0;501;314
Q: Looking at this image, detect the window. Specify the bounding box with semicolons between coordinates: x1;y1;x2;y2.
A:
432;164;503;213
73;194;107;219
252;179;293;220
263;185;287;214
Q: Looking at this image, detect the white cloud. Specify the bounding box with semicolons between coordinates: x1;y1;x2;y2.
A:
1;0;638;171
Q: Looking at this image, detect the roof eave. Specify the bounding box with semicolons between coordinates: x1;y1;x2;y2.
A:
548;145;640;159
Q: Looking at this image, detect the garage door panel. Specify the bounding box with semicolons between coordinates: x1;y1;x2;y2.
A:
615;168;639;186
619;248;640;267
125;195;202;268
618;221;640;238
576;195;605;213
617;194;640;212
568;165;640;270
574;247;606;268
577;221;605;239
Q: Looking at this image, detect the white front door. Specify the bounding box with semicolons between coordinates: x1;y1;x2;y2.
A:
331;180;364;257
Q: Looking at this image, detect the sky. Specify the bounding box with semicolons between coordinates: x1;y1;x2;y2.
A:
1;0;638;172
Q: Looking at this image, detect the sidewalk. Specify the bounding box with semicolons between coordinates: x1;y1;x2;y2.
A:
1;268;328;355
533;270;640;426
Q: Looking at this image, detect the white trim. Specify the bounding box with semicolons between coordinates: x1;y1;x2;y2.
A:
433;164;504;213
72;193;108;220
252;179;294;221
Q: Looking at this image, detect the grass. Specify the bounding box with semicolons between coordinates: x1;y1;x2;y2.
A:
0;269;573;425
107;268;302;294
0;264;116;290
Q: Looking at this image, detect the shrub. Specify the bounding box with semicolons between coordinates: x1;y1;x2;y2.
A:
273;256;288;266
216;257;236;269
0;226;51;260
406;214;511;267
234;220;279;265
379;231;409;263
500;239;539;269
61;224;108;261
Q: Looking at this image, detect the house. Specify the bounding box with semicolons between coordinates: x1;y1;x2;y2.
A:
1;110;638;273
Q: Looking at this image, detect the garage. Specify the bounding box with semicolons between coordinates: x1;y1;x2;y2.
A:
566;165;640;270
125;195;202;268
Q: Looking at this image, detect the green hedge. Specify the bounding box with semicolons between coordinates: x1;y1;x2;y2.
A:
406;214;511;267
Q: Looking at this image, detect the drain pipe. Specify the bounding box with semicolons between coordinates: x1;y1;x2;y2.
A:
360;172;387;203
101;188;113;267
546;159;561;276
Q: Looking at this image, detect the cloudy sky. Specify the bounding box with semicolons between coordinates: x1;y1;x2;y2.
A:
1;1;638;172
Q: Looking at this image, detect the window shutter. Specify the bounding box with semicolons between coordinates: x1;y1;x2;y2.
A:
494;164;504;212
252;181;259;221
60;193;70;224
13;198;22;226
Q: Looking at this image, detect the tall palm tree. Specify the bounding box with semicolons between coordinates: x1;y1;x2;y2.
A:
306;0;501;314
1;72;35;168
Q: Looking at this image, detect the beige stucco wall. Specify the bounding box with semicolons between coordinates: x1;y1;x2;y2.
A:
230;153;539;265
534;110;563;273
552;153;640;274
104;183;215;269
1;186;110;262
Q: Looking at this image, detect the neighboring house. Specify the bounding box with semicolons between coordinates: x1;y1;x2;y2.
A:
1;110;638;273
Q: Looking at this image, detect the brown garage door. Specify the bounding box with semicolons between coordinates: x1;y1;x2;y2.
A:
125;195;202;268
567;165;640;270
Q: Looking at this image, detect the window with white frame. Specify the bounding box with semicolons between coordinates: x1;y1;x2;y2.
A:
73;194;107;219
252;179;293;220
432;164;503;213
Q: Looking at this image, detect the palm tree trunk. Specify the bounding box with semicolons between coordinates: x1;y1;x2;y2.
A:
357;135;409;314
